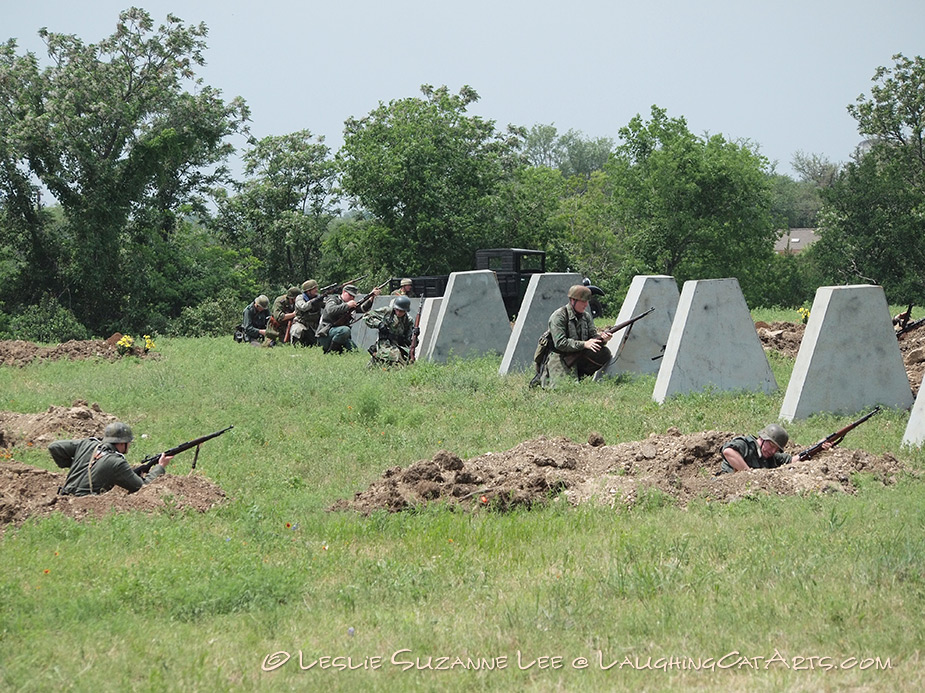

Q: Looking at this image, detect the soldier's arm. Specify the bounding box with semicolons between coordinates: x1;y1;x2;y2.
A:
48;440;79;468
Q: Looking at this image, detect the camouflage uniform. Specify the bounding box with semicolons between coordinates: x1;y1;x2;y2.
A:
542;303;611;386
50;438;166;496
364;305;414;365
719;435;793;474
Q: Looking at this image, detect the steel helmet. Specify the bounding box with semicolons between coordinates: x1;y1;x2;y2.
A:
255;295;270;309
758;423;789;450
102;421;134;444
567;285;592;301
400;278;413;287
286;286;300;298
394;296;412;312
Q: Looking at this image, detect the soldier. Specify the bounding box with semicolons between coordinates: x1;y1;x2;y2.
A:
391;278;416;297
364;295;416;365
291;280;324;347
268;287;299;344
719;424;831;473
540;284;613;386
50;422;174;496
240;294;270;345
316;283;381;353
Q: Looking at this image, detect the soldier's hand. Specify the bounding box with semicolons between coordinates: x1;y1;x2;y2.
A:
347;300;358;309
412;327;420;336
158;453;174;468
584;338;602;352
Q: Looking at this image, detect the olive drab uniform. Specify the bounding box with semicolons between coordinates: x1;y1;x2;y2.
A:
268;291;297;343
50;438;166;496
541;303;610;386
363;305;414;365
291;292;323;346
719;435;793;474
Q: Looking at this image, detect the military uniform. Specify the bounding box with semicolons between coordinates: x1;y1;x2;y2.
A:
50;438;166;496
719;435;793;474
364;305;414;364
292;291;323;346
268;289;298;342
543;303;611;386
316;294;357;352
241;300;269;342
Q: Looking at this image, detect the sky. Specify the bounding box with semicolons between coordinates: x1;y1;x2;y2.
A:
4;1;924;179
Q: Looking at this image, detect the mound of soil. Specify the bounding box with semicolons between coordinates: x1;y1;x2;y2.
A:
0;460;227;530
0;334;160;367
756;320;925;396
0;401;226;530
330;429;907;514
0;400;117;448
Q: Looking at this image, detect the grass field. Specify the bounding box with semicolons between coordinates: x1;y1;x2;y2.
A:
1;314;923;692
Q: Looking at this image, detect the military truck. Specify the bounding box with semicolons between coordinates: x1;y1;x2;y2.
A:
387;248;546;320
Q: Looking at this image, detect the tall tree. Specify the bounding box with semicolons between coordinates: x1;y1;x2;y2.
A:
0;8;248;332
214;130;339;286
338;85;522;276
605;106;777;303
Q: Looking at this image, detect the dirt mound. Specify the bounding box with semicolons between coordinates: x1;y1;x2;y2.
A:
0;400;117;448
757;320;925;396
331;430;908;514
0;334;160;367
755;321;806;359
0;460;227;530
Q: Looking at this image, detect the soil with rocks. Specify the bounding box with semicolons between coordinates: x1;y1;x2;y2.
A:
0;400;226;531
0;334;161;367
757;320;925;397
330;429;908;514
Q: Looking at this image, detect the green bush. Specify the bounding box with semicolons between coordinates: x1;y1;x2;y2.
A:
7;294;90;343
167;295;242;337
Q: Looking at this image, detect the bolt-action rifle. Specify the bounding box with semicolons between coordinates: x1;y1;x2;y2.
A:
897;316;925;340
795;407;881;461
345;279;391;325
563;307;654;368
132;425;234;476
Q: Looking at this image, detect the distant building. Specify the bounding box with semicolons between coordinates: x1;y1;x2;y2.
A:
775;228;819;254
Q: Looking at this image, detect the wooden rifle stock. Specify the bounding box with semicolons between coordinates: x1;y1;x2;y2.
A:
795;407;881;461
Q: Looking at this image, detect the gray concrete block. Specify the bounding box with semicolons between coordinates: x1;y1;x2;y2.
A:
902;374;925;447
596;275;679;379
652;278;777;403
415;297;442;362
424;270;511;363
499;272;582;375
780;285;913;421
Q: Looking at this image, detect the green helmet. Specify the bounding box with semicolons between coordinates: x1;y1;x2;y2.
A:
567;285;592;301
393;296;412;312
758;423;789;450
302;279;318;292
286;286;300;298
102;421;134;444
255;295;270;309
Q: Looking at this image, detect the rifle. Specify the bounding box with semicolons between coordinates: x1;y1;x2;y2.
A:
897;316;925;339
132;425;234;476
563;307;654;368
409;293;425;363
317;274;369;298
347;279;392;324
795;407;881;461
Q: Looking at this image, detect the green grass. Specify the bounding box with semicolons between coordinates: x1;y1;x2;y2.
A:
1;335;923;692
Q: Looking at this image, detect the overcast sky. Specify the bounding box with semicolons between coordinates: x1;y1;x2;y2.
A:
5;1;924;178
